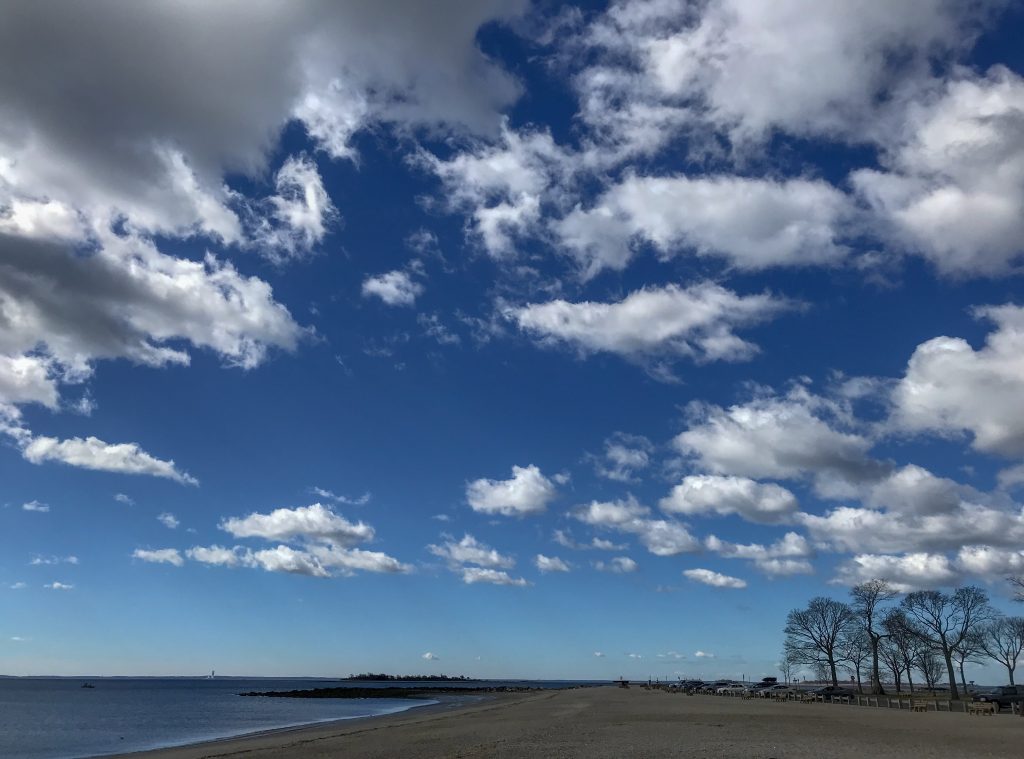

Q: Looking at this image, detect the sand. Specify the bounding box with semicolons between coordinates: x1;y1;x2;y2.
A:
124;687;1023;758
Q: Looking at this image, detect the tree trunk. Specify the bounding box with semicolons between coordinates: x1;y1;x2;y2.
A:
1008;666;1015;686
906;670;915;693
941;646;960;700
892;668;902;693
869;635;885;694
829;659;838;687
958;661;967;693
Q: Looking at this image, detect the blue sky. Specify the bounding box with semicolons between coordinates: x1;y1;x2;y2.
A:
3;0;1024;682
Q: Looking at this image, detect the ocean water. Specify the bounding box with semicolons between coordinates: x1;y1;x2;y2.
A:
0;678;443;759
0;678;601;759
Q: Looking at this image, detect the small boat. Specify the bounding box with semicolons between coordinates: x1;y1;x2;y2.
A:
81;683;95;689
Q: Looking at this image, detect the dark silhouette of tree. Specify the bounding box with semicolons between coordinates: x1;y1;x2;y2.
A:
1011;576;1024;602
784;597;855;687
882;609;920;693
980;617;1024;685
901;586;994;700
916;648;945;691
951;631;985;693
850;579;898;694
879;637;905;692
838;627;871;693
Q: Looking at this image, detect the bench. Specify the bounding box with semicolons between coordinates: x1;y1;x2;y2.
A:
910;700;930;712
968;702;997;716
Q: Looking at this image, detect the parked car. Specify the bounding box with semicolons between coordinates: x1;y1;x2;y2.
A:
759;684;796;698
810;685;856;700
716;683;747;694
973;686;1024;710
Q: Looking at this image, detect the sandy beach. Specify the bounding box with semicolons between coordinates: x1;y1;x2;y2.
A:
124;686;1023;758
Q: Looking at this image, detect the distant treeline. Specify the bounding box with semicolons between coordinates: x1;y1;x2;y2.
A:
343;673;472;681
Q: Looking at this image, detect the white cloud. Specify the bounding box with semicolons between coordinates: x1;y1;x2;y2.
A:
422;125;570;257
694;650;715;659
0;355;58;408
21;500;49;513
956;546;1024;575
594;651;605;658
309;487;371;507
674;388;886;496
30;555;78;566
132;548;184;567
466;464;557;517
306;544;411;575
574;496;700;556
833;553;959;592
157;512;180;529
591;537;626;551
705;532;813;561
428;534;515;570
20;434;197;485
252;155;336;262
581;0;996;146
362;270;424;307
221;503;373;546
594;433;652;482
660;475;798;523
556;174;850;276
461;567;530;586
890;305;1024;456
535;554;571;573
187;545;251;568
853;67;1024;275
9;582;27;590
509;283;792;372
422;652;440;661
755;558;815;577
683;568;747;589
114;493;135;506
44;582;73;590
595;556;637;573
249;545;329;578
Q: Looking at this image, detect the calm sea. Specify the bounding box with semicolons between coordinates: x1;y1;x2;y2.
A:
0;678;600;759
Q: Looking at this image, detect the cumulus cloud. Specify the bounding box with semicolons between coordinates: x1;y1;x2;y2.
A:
705;531;814;579
422;652;440;661
187;545;250;568
157;513;180;530
309;487;372;507
683;568;747;588
594;433;652;482
44;582;73;591
30;555;78;566
660;475;798;523
674;387;887;497
833;553;960;592
593;651;606;657
694;650;715;659
556;174;851;276
362;269;424;307
595;556;638;573
509;283;793;374
853;67;1024;275
574;496;700;556
18;434;198;485
535;554;571;573
251;155;337;262
221;503;373;545
428;534;515;570
461;567;530;586
21;500;49;513
114;493;135;506
132;548;184;567
466;464;557;517
890;305;1024;456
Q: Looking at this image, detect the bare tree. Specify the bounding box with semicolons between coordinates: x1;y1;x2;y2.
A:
850;579;898;694
879;637;905;692
980;617;1024;685
1011;576;1024;602
778;648;798;685
784;597;856;687
901;586;994;700
951;631;985;693
916;647;945;692
838;627;871;693
883;609;920;693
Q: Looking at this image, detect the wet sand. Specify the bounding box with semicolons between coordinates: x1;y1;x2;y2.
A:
123;686;1023;758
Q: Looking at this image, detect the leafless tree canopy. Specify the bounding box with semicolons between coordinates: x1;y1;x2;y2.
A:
784;596;855;687
901;586;994;700
980;617;1024;686
851;579;898;694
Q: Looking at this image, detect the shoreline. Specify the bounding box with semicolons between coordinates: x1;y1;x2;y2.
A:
111;691;528;758
110;687;1024;759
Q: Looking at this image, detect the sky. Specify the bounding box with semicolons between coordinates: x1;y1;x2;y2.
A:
2;0;1024;683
